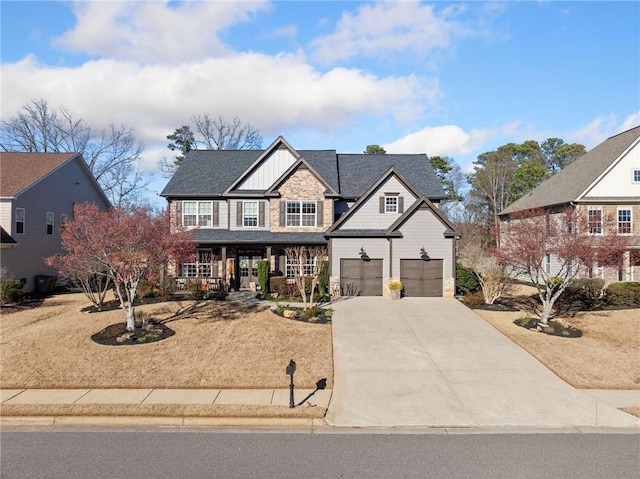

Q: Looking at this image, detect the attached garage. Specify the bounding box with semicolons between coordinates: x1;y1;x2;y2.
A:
340;258;383;296
400;259;443;297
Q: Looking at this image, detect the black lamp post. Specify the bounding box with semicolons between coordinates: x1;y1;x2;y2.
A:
286;359;296;408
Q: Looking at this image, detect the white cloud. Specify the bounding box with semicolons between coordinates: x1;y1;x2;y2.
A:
54;1;270;63
570;111;640;149
311;2;478;65
1;54;438;171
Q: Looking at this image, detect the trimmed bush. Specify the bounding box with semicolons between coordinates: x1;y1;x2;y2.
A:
557;278;606;310
605;282;640;307
456;265;479;294
1;278;25;304
269;277;298;298
317;260;329;296
257;260;269;294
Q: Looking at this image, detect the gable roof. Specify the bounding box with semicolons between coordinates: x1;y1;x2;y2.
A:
265;157;339;197
386;196;460;238
161;138;446;199
500;125;640;215
0;226;17;245
0;152;79;197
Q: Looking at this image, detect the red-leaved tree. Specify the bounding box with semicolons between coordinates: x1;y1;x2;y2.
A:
496;207;628;325
47;203;195;330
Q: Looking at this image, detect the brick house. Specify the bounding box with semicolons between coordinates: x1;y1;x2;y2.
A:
498;126;640;283
0;152;111;292
161;136;460;297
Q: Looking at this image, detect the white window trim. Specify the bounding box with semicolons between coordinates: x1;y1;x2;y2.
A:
617;207;633;236
385;196;398;214
587;206;603;236
181;249;214;278
286;200;317;227
243;201;259;228
46;212;54;236
285;254;317;278
15;208;25;235
182;201;213;228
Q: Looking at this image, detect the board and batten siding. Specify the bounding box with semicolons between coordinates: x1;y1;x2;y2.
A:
330;237;389;282
1;158;110;292
583;141;640;198
336;176;417;230
236;149;297;190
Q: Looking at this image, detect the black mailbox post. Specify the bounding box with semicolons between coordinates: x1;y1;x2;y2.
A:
286;359;296;408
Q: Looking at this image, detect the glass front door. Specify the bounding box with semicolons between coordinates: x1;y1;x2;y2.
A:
237;253;262;290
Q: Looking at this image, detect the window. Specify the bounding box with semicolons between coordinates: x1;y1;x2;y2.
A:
286;201;316;227
181;250;213;278
15;208;24;234
545;254;551;274
587;207;602;235
286;254;317;278
385;196;398;213
46;212;54;235
182;201;212;227
243;201;258;227
60;214;68;227
618;208;632;235
634;169;640;183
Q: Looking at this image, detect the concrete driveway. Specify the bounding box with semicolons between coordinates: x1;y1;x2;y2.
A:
325;297;639;428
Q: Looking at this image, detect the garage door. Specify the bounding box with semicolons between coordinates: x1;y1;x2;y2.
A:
340;259;383;296
400;259;443;297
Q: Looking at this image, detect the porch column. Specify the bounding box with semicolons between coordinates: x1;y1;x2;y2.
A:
221;246;227;284
266;246;272;268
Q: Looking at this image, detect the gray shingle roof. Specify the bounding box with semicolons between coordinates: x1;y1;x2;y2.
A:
500;126;640;215
161;146;446;199
193;229;327;245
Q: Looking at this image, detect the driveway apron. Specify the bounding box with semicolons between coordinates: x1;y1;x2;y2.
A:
325;297;639;428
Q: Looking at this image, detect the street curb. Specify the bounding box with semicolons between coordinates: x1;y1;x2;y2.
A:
0;416;329;429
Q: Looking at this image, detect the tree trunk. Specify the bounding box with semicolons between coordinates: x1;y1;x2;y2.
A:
126;306;136;332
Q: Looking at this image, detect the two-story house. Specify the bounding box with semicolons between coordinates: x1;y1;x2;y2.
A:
0;152;111;292
498;125;640;283
161;136;460;297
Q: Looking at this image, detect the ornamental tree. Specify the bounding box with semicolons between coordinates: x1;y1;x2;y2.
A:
496;207;628;325
283;246;328;310
48;203;195;330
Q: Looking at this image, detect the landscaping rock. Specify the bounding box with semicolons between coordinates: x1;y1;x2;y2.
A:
283;310;298;319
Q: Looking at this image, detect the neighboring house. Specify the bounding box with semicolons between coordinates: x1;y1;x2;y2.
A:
161;136;460;297
498;125;640;283
0;152;111;292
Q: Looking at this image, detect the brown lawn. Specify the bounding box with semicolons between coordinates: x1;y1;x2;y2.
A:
474;286;640;390
0;293;333;390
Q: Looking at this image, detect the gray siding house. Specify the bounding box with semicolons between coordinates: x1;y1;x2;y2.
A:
161;136;460;297
0;152;111;292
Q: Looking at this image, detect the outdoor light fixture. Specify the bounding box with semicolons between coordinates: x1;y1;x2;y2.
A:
359;247;370;261
286;359;296;408
420;247;430;261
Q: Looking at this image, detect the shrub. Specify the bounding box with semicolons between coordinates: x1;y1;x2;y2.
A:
388;281;403;291
456;266;479;294
605;282;640;307
269;277;298;298
514;316;537;328
557;278;606;310
317;260;329;296
1;278;25;304
137;280;159;299
462;290;485;306
257;260;269;294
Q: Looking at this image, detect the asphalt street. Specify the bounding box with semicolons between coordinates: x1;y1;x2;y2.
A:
2;430;638;479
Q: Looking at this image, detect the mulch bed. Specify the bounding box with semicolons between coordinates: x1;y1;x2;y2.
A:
270;306;332;324
513;318;583;338
91;320;175;346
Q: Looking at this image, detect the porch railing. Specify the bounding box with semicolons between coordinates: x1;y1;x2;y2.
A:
173;277;224;295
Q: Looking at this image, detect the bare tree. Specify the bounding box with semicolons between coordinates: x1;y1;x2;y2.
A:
0;99;148;206
283;246;328;310
193;114;263;151
458;242;512;304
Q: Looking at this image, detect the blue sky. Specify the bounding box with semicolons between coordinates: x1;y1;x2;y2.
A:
1;1;639;203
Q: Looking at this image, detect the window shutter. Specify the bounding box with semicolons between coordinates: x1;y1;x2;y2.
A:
259;202;265;227
280;201;286;226
176;201;182;225
398;197;404;214
379;197;385;213
212;202;219;227
236;202;243;227
317;201;323;226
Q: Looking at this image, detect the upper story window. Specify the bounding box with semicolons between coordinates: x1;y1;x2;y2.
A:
243;201;258;227
634;169;640;183
587;207;602;235
46;212;54;235
15;208;25;234
60;214;68;233
286;201;316;227
380;194;403;214
183;201;212;227
617;208;632;235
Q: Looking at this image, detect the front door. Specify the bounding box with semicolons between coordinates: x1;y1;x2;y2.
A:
237;252;263;290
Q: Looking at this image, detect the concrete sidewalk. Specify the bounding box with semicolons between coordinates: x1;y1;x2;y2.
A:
326;297;639;429
1;388;332;408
